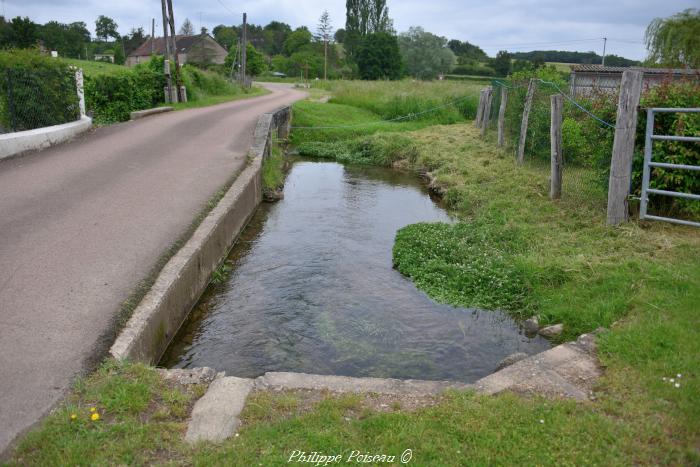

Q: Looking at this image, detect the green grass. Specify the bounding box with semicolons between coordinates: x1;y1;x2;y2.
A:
170;85;268;111
261;143;286;190
60;58;128;76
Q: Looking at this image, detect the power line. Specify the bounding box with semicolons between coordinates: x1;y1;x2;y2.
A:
478;38;603;49
216;0;241;18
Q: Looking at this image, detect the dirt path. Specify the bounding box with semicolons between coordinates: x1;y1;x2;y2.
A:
0;83;306;455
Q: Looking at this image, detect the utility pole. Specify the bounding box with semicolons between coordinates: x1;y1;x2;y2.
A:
151;18;155;55
602;37;607;67
240;13;247;87
160;0;173;102
324;35;328;80
166;0;183;102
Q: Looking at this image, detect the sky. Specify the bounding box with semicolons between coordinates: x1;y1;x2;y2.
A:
3;0;698;60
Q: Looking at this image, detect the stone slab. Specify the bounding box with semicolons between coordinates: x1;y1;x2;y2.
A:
185;376;254;443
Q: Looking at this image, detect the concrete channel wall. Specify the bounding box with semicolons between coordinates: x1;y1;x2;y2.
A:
110;106;292;364
0;116;92;161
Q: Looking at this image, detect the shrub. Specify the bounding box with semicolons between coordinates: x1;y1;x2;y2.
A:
84;59;165;124
0;49;79;131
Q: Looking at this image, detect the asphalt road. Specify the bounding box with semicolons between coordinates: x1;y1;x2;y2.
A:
0;83;306;455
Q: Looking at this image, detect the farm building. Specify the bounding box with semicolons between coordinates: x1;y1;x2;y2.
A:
569;64;700;96
126;34;227;67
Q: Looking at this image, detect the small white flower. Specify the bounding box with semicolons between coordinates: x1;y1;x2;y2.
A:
675;383;680;388
235;433;240;437
662;377;667;381
670;378;675;383
677;374;682;378
539;419;544;424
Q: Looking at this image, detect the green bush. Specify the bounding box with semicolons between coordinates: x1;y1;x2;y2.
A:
84;57;165;124
298;133;419;166
0;49;79;131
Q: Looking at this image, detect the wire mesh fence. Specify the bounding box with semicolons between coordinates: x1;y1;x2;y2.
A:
0;67;80;134
484;78;616;211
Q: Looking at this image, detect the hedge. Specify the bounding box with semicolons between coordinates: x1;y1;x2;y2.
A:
0;49;79;132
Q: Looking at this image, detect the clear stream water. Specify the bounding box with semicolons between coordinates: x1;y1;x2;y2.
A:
161;160;550;383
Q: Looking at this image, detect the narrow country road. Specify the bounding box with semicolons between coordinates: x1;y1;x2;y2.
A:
0;83;306;455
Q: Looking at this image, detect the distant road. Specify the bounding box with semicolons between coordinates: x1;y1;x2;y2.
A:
0;83;306;455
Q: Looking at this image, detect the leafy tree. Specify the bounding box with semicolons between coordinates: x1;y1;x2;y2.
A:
334;28;346;43
345;0;393;60
213;25;238;50
9;16;38;48
447;39;488;63
245;43;266;76
95;15;119;41
264;21;291;55
283;27;312;55
645;8;700;68
113;44;125;65
493;50;511;76
179;18;194;36
123;27;146;57
357;32;402;80
200;27;208;36
398;26;455;80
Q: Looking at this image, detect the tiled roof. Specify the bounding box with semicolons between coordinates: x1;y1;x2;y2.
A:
570;64;699;75
129;34;221;57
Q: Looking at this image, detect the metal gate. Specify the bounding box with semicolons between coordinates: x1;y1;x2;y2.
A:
640;108;700;228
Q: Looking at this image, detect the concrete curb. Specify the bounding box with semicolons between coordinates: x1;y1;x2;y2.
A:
0;116;92;161
109;106;291;364
255;372;472;396
130;107;174;120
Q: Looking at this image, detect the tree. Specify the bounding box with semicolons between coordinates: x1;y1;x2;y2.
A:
283;27;312;55
345;0;393;60
493;50;511;76
113;44;125;64
179;18;194;36
200;27;208;36
95;15;119;41
398;26;455;80
645;8;700;68
122;27;146;57
357;32;402;80
8;16;38;48
264;21;292;55
317;10;333;80
246;43;266;76
334;28;346;43
213;25;238;50
447;39;488;63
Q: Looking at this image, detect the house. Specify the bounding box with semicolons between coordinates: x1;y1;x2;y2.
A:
126;34;228;67
569;64;700;96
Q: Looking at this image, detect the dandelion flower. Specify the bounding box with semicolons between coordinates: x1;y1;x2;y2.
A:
70;413;77;420
90;407;97;413
91;412;100;421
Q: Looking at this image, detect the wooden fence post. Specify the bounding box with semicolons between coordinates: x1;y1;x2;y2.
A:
517;78;536;165
606;70;643;225
497;86;508;147
550;94;563;199
481;87;493;136
475;89;485;128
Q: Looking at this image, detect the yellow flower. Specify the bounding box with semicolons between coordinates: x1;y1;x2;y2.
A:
70;413;77;420
90;407;96;413
91;412;100;421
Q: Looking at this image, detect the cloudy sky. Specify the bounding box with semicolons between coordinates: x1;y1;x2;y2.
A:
4;0;697;60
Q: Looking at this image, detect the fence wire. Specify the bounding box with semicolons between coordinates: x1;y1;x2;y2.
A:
486;78;616;210
0;68;80;133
